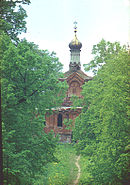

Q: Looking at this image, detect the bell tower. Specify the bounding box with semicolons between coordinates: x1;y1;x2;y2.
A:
45;22;92;143
69;21;82;72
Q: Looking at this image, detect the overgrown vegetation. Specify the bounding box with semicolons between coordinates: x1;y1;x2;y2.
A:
1;34;67;184
0;1;67;184
34;144;78;185
73;40;130;184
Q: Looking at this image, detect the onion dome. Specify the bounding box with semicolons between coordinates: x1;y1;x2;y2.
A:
69;21;82;50
69;35;82;49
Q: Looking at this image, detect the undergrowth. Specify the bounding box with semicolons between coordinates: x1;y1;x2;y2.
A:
34;143;78;185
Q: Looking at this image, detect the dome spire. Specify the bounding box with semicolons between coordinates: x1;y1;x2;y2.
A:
69;21;82;50
69;21;82;71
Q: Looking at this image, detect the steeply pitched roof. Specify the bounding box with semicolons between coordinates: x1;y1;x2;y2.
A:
64;69;92;81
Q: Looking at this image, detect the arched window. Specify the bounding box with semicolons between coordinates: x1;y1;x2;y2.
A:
57;113;62;127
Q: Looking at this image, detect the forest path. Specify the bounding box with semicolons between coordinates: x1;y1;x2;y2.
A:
73;155;81;185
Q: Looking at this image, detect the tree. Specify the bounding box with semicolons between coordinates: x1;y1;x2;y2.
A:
73;40;129;184
0;1;30;183
1;33;67;184
0;0;30;42
84;39;122;75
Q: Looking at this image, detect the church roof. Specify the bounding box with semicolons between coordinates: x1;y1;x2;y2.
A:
64;69;92;81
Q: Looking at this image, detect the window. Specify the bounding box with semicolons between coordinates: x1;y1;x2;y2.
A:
68;81;80;97
57;113;62;127
66;114;69;120
73;88;76;94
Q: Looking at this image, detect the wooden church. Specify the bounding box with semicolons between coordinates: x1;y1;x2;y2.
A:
44;23;92;142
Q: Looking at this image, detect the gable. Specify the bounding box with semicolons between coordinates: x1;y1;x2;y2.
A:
66;72;85;86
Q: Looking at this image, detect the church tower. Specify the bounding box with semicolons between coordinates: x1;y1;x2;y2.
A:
69;21;82;71
44;22;92;143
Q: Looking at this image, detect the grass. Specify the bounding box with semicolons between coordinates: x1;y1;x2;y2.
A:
47;144;78;185
34;143;78;185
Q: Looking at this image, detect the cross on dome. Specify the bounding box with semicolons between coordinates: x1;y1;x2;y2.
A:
69;21;82;50
74;21;77;34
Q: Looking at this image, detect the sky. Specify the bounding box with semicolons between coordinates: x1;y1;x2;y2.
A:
20;0;130;74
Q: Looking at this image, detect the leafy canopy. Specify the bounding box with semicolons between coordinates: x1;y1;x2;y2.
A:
1;33;67;184
73;40;129;184
0;0;30;42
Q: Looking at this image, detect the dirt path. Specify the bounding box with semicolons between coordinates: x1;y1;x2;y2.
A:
73;155;81;185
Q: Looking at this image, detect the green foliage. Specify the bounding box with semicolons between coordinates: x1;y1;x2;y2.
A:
0;2;67;184
70;94;84;108
73;40;129;184
84;39;124;75
1;35;66;110
1;33;67;184
63;118;73;130
78;155;94;184
34;144;78;185
0;0;30;42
